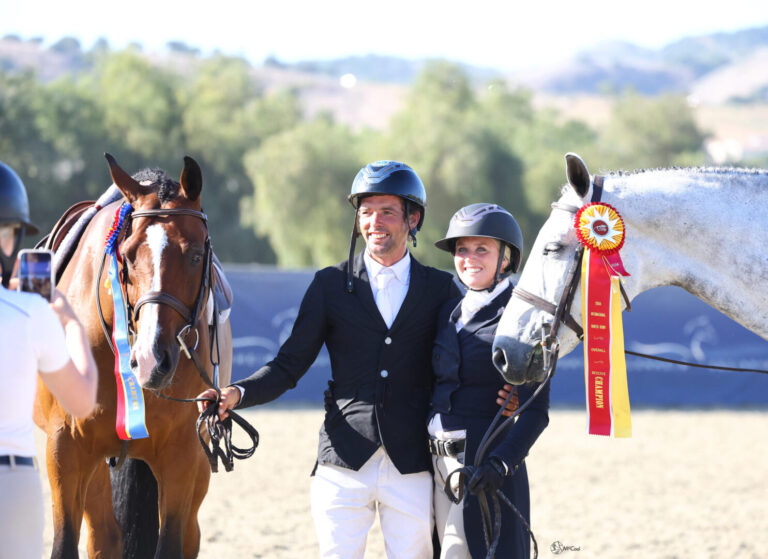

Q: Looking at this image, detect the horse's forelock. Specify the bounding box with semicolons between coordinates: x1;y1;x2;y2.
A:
131;168;180;203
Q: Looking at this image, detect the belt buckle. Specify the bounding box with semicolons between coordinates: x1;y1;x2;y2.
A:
444;440;456;456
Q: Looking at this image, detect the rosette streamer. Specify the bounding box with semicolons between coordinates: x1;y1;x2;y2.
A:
105;203;149;440
575;203;632;438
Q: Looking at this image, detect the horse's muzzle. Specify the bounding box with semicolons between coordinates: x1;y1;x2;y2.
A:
492;336;547;384
133;345;180;389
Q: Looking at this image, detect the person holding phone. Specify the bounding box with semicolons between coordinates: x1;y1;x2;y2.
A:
0;160;98;559
429;204;550;559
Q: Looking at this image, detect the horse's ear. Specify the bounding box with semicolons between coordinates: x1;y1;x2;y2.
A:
180;156;202;202
565;152;591;199
105;153;142;203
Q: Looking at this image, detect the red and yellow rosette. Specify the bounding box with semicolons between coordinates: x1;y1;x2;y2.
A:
575;203;631;438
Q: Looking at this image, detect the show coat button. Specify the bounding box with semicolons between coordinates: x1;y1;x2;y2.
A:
380;370;389;378
384;337;392;345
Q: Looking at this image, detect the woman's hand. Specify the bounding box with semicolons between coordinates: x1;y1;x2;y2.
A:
49;289;79;329
196;385;241;420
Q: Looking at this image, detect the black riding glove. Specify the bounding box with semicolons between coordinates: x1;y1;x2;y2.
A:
467;457;507;495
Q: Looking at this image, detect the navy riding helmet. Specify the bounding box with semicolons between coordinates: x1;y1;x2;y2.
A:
0;161;38;287
435;203;524;290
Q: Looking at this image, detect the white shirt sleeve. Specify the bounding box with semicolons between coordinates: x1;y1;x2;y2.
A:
31;297;71;374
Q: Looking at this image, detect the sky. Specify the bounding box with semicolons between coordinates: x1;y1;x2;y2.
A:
3;0;768;72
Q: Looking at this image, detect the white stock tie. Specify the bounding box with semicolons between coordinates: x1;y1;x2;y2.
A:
375;268;395;328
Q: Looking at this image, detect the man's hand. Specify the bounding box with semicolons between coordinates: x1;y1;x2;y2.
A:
498;384;519;417
196;385;241;420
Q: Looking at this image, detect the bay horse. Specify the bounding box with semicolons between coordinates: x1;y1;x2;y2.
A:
34;154;232;558
492;152;768;384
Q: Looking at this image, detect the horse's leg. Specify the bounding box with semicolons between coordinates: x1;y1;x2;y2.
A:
46;428;99;559
153;442;211;559
83;461;122;558
181;453;212;559
111;459;159;559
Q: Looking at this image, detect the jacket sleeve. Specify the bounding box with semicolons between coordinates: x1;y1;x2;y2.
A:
233;274;328;407
490;378;551;471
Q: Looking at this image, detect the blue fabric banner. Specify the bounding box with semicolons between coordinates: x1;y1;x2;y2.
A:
224;267;768;407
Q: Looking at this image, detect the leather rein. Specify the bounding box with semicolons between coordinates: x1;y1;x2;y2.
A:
95;206;258;472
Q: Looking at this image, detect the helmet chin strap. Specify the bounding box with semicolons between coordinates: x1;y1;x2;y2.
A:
0;228;24;288
404;200;418;248
346;212;359;294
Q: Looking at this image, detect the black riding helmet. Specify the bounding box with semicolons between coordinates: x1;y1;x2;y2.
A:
346;161;427;293
0;161;38;287
435;203;524;290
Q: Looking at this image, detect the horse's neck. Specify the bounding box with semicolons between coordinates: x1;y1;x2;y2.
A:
604;170;768;339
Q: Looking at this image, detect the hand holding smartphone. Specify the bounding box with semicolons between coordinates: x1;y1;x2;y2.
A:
17;248;54;302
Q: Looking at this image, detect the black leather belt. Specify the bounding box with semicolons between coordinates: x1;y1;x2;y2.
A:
428;437;465;457
0;455;35;467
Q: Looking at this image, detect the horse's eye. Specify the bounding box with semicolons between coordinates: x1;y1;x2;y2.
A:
543;242;562;255
191;253;202;265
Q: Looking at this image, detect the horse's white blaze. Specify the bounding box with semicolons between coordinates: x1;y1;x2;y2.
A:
132;224;168;384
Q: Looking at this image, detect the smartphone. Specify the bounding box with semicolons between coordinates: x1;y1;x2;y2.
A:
17;249;55;302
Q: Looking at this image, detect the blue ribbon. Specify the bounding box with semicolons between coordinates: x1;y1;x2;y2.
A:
106;203;148;440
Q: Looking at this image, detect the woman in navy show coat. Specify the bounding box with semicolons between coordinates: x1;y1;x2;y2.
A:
428;203;551;559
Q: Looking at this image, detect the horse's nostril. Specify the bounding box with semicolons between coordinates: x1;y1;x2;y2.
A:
159;352;173;372
492;348;507;372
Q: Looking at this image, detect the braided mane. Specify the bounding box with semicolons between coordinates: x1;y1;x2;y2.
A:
131;168;180;202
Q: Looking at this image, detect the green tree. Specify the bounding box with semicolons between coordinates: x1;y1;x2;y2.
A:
178;55;301;262
372;62;529;269
598;92;706;168
93;48;184;165
474;81;598;237
0;70;65;243
243;116;360;268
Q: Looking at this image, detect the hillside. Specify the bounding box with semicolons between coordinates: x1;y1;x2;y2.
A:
2;26;768;163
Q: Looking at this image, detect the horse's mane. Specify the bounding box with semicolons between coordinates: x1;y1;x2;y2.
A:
131;168;180;203
559;165;767;196
605;166;768;177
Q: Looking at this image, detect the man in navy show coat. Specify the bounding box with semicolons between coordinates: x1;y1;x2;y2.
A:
200;161;460;558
